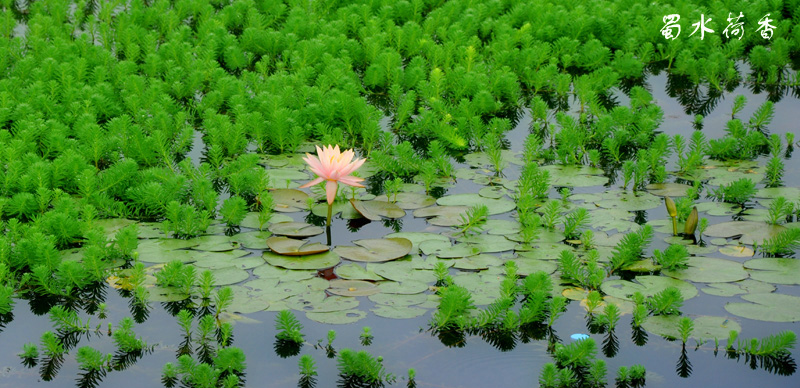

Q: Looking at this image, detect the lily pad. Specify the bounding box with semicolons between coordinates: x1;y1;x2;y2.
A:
252;265;316;281
601;276;698;301
262;251;340;270
148;286;190;302
267;236;329;256
479;186;509;199
642;315;741;340
703;221;787;245
377;280;430;294
334;238;412;263
455;234;516;253
695;201;739;216
484;220;521;235
306;309;367;324
413;205;469;226
230;231;272;250
193;250;253;269
645;183;692;197
334;263;384;281
385;232;449;254
436;194;516;215
271;189;310;212
541;165;609;187
755;187;800;199
595;191;662;211
509;258;558;276
368;261;436;283
240;212;293;229
267;168;308;188
350;199;405;220
373;192;435;210
269;222;325;238
328;280;380;296
419;240;481;258
744;258;800;285
719;245;755;257
372;305;427;319
369;293;429;306
311;201;363;219
701;279;775;297
662;257;748;283
725;293;800;322
209;266;250;286
452;254;504;270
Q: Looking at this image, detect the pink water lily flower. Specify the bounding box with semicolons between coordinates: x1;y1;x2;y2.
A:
299;145;366;205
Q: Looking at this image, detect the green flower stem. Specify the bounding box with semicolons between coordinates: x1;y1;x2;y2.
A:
326;203;333;227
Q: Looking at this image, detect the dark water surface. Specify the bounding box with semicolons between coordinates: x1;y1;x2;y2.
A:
1;74;800;388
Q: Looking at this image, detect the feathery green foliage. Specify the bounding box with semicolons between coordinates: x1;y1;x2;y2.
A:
608;225;653;273
275;310;305;345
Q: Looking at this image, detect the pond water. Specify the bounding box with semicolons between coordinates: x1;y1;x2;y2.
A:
1;62;799;388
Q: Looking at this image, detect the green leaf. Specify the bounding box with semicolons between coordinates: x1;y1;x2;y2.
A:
350;200;406;220
328;280;380;296
662;257;748;283
269;222;325;238
267;236;329;256
262;251;340;270
744;258;800;285
436;194;516;215
306;309;367;324
703;221;787;245
601;276;698;301
334;238;412;262
725;293;800;322
642;315;741;340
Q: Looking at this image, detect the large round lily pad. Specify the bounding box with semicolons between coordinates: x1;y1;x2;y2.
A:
436;194;515;215
372;305;427;319
385;232;449;254
252;265;316;281
209;266;250;286
754;187;800;199
373;192;436;210
334;238;413;263
703;221;787;245
455;234;516;253
334;263;384;281
595;191;662;211
271;189;309;212
368;292;428;306
725;293;800;322
306;309;367;324
328;280;380;296
419;240;480;258
744;258;800;285
262;251;340;270
645;183;692;197
662;257;748;283
413;206;469;226
311;202;363;219
642;315;742;340
350;199;405;220
231;231;272;249
269;222;324;238
267;236;329;256
601;276;698;301
701;279;775;297
541;165;609;187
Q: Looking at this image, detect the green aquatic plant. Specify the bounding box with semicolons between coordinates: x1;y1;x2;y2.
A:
432;284;475;331
336;349;395;387
765;156;785;188
664;196;678;236
653;244;689;271
767;197;794;225
727;330;796;357
541;200;562;230
219;196;248;230
647;287;683;316
161;201;212;239
731;95;747;119
749;100;775;131
407;368;417;388
457;204;488;236
593;304;621;332
298;354;317;388
759;228;800;257
562;208;590;240
275;310;305;345
678;317;694;344
616;365;646;388
155;261;196;296
608;225;653;274
711;178;756;205
49;306;90;334
360;327;374;346
383;178;403;203
76;346;111;372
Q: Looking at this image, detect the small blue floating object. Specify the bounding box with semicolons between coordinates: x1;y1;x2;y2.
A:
570;333;590;341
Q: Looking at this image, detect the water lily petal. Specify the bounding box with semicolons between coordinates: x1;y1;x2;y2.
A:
299;177;324;189
325;180;338;205
338;176;365;188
